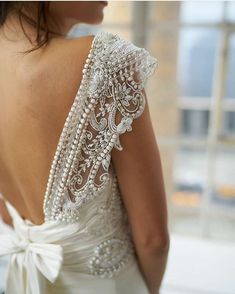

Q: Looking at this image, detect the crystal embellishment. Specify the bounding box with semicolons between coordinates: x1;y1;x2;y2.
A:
89;237;135;278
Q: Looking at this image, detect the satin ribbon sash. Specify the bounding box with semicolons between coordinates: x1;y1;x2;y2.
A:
0;200;80;294
0;229;63;294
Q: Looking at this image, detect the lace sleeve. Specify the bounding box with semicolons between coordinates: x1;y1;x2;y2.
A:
44;32;158;221
66;33;159;201
88;34;158;153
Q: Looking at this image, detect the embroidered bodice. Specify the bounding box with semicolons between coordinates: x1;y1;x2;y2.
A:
43;30;158;277
43;30;157;223
0;30;158;283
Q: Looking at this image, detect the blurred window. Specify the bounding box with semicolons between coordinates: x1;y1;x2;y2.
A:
176;1;235;240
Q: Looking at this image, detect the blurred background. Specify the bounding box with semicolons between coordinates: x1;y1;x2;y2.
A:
1;1;235;293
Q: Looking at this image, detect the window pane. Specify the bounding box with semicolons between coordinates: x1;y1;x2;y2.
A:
178;28;219;98
213;148;235;208
209;217;235;241
222;111;235;136
224;34;235;99
181;110;209;137
207;148;235;241
171;147;207;236
226;1;235;23
174;147;207;199
68;23;100;37
170;212;202;236
180;1;224;23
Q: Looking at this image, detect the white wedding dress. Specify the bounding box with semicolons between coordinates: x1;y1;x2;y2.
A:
0;30;158;294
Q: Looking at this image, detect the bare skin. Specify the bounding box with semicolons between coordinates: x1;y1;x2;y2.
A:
111;93;170;293
0;2;169;293
0;1;106;225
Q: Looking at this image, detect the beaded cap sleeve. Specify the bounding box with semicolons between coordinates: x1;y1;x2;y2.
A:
43;30;158;223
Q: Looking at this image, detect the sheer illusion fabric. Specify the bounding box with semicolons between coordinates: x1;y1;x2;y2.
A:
0;30;158;294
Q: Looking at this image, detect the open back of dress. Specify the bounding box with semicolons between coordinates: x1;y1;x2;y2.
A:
0;30;158;294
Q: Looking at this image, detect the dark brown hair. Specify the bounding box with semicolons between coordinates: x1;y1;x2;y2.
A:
0;1;62;54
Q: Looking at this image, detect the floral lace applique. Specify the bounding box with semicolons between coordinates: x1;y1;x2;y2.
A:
42;30;157;278
43;31;158;223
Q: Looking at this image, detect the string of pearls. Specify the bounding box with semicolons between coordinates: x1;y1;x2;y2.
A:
43;31;105;221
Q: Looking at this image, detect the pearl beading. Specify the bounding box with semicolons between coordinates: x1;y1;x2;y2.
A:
43;31;101;221
88;236;135;278
41;30;158;278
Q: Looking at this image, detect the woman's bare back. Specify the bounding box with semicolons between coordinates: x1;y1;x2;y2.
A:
0;34;95;225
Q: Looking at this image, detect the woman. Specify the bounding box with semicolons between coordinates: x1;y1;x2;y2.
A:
0;1;170;294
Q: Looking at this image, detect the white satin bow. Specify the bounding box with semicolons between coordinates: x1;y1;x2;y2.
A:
0;232;63;294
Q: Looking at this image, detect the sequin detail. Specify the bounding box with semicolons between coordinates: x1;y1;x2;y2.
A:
89;237;135;278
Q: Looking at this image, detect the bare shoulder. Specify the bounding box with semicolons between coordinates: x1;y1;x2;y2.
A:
16;35;96;117
18;34;96;82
